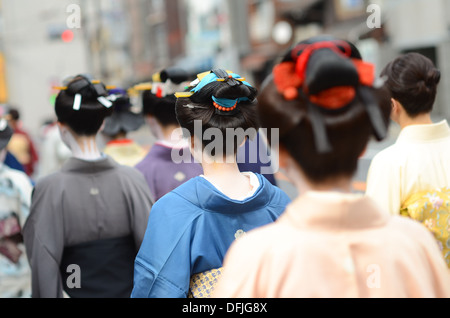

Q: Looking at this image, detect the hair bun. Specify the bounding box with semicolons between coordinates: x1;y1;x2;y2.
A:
66;75;108;101
188;69;257;115
160;67;189;84
417;68;440;95
306;49;359;95
426;68;441;86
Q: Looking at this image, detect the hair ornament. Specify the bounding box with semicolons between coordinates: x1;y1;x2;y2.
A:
73;93;82;111
174;92;194;98
97;96;113;108
178;69;254;116
272;38;387;154
131;83;153;92
53;76;116;111
273;40;376;108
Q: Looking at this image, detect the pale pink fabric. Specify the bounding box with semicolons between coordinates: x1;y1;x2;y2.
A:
213;191;450;298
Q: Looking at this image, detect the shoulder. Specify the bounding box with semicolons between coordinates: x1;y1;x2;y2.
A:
150;178;203;218
158;177;202;206
223;221;289;266
33;170;64;191
116;163;145;178
134;152;153;171
0;166;33;201
1;166;32;186
257;173;291;204
171;176;201;197
386;215;441;250
370;143;403;166
109;162;150;187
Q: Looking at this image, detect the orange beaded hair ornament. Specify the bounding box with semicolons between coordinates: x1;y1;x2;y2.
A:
175;69;255;116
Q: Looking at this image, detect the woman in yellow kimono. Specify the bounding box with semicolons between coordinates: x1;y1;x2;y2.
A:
365;53;450;266
101;88;146;167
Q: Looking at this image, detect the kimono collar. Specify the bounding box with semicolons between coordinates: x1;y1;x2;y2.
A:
281;191;389;231
396;120;450;144
174;173;273;214
61;155;119;174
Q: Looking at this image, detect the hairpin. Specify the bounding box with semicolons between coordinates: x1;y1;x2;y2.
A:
131;83;153;91
174;92;194;98
53;78;116;110
52;85;116;91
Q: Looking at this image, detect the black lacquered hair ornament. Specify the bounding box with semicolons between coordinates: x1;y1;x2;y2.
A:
272;39;388;153
53;75;115;111
175;68;257;116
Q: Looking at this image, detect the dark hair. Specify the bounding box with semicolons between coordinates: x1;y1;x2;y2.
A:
381;52;440;117
55;75;113;136
142;67;190;126
258;38;391;183
8;108;20;121
176;70;260;156
142;91;179;126
102;89;144;137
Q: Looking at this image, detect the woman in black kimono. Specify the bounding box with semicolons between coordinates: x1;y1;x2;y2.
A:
23;75;153;298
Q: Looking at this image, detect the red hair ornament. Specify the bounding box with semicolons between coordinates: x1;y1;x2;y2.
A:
273;41;375;109
272;41;384;154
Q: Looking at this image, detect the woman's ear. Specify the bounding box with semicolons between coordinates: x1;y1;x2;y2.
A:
56;121;65;129
390;98;401;122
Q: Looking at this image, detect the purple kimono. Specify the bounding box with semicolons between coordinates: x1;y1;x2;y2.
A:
135;142;203;201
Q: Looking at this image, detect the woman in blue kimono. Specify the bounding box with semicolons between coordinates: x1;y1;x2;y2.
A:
131;69;291;298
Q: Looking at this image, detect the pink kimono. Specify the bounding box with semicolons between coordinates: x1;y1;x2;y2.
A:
213;191;450;298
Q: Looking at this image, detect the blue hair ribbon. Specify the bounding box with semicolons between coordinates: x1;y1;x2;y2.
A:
191;71;253;109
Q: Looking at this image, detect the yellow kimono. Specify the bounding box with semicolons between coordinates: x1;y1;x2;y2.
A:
401;188;450;266
366;120;450;267
103;139;146;167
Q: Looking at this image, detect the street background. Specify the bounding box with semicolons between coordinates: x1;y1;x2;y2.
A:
0;0;449;191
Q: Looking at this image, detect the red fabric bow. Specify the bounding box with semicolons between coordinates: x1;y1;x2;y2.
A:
273;41;375;110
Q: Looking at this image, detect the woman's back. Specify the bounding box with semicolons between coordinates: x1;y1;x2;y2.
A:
23;76;154;298
214;192;450;298
24;156;152;297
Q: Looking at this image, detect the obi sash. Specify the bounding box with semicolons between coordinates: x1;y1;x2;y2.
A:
401;187;450;267
188;267;223;298
60;235;136;298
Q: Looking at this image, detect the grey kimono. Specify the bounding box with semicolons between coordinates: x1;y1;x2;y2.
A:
23;156;153;298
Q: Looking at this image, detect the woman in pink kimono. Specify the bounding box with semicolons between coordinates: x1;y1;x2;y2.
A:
213;36;450;298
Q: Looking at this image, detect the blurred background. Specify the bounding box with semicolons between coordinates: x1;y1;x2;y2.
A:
0;0;449;133
0;0;449;193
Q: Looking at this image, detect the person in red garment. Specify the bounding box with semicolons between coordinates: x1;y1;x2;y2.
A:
6;108;38;177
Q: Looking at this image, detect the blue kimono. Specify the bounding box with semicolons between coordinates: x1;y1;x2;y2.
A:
131;173;291;298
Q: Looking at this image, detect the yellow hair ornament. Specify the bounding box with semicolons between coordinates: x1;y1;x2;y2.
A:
132;83;153;91
52;86;68;90
152;72;161;83
174;92;194;98
196;71;211;81
52;83;116;91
